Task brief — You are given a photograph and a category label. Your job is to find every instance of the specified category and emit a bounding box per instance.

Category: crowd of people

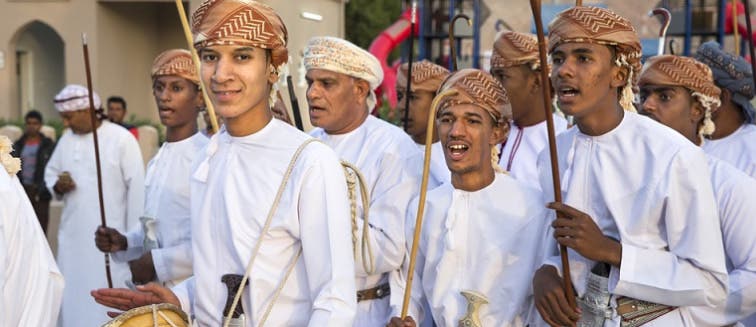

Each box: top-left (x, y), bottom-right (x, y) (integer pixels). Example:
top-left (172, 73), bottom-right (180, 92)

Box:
top-left (1, 0), bottom-right (755, 326)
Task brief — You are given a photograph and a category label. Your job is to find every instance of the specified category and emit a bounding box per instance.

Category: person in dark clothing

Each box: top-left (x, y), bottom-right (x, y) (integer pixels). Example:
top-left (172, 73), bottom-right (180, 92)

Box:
top-left (107, 96), bottom-right (139, 139)
top-left (12, 110), bottom-right (55, 234)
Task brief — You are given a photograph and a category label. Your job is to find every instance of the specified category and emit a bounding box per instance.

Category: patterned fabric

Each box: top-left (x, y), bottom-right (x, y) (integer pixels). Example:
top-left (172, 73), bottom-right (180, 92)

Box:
top-left (695, 41), bottom-right (756, 123)
top-left (304, 36), bottom-right (384, 111)
top-left (548, 6), bottom-right (642, 111)
top-left (639, 55), bottom-right (721, 103)
top-left (436, 69), bottom-right (511, 123)
top-left (396, 60), bottom-right (450, 93)
top-left (490, 31), bottom-right (544, 70)
top-left (54, 84), bottom-right (101, 113)
top-left (191, 0), bottom-right (288, 67)
top-left (151, 49), bottom-right (199, 85)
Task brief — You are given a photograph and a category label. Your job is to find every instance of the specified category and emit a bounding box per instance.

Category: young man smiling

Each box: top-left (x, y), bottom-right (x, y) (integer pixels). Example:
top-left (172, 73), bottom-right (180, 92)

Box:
top-left (91, 1), bottom-right (357, 325)
top-left (531, 6), bottom-right (727, 327)
top-left (387, 69), bottom-right (550, 327)
top-left (638, 54), bottom-right (756, 326)
top-left (95, 49), bottom-right (208, 288)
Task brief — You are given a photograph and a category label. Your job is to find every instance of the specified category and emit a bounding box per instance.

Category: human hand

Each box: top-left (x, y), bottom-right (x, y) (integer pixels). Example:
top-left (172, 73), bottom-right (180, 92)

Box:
top-left (548, 202), bottom-right (622, 266)
top-left (94, 226), bottom-right (128, 253)
top-left (386, 316), bottom-right (416, 327)
top-left (533, 265), bottom-right (580, 327)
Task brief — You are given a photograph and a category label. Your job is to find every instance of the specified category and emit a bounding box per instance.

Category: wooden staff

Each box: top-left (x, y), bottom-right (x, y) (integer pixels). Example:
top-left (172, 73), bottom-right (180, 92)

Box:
top-left (174, 0), bottom-right (219, 134)
top-left (286, 75), bottom-right (305, 131)
top-left (530, 0), bottom-right (576, 309)
top-left (400, 88), bottom-right (458, 318)
top-left (448, 13), bottom-right (471, 71)
top-left (734, 0), bottom-right (740, 53)
top-left (82, 33), bottom-right (113, 289)
top-left (576, 0), bottom-right (583, 6)
top-left (403, 1), bottom-right (418, 132)
top-left (742, 0), bottom-right (756, 89)
top-left (649, 8), bottom-right (671, 56)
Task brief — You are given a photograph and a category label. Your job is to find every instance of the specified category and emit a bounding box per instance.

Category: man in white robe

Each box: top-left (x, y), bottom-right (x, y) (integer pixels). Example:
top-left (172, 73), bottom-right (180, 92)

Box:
top-left (638, 54), bottom-right (756, 326)
top-left (695, 41), bottom-right (756, 179)
top-left (489, 31), bottom-right (568, 188)
top-left (396, 60), bottom-right (451, 186)
top-left (304, 36), bottom-right (422, 326)
top-left (532, 7), bottom-right (727, 327)
top-left (45, 84), bottom-right (144, 326)
top-left (95, 49), bottom-right (208, 287)
top-left (1, 135), bottom-right (64, 326)
top-left (91, 2), bottom-right (357, 325)
top-left (389, 69), bottom-right (549, 327)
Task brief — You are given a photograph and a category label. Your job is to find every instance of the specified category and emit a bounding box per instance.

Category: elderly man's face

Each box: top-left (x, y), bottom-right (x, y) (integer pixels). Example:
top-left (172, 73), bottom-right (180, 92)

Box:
top-left (306, 68), bottom-right (369, 134)
top-left (61, 109), bottom-right (94, 134)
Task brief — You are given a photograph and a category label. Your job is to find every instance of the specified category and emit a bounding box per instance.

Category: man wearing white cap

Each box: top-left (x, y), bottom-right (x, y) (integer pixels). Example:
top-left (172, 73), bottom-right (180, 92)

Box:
top-left (304, 36), bottom-right (422, 326)
top-left (44, 84), bottom-right (144, 326)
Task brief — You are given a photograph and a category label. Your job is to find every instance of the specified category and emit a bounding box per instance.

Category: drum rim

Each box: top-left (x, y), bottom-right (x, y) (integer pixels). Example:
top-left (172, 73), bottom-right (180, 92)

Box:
top-left (103, 303), bottom-right (188, 326)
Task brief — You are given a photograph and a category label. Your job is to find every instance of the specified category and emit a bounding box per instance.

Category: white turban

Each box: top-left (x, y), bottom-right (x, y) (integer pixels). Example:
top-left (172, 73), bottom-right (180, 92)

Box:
top-left (54, 84), bottom-right (101, 113)
top-left (303, 36), bottom-right (384, 111)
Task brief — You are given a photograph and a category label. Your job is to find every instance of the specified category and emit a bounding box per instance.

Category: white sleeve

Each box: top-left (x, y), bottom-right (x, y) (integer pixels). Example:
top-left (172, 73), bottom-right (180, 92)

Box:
top-left (388, 195), bottom-right (426, 323)
top-left (44, 137), bottom-right (64, 200)
top-left (171, 276), bottom-right (195, 318)
top-left (119, 135), bottom-right (145, 233)
top-left (152, 242), bottom-right (193, 283)
top-left (110, 228), bottom-right (145, 263)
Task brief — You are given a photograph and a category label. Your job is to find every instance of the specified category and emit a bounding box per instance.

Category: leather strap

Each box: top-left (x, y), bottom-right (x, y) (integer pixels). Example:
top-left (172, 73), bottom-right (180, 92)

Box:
top-left (356, 283), bottom-right (390, 302)
top-left (616, 296), bottom-right (676, 327)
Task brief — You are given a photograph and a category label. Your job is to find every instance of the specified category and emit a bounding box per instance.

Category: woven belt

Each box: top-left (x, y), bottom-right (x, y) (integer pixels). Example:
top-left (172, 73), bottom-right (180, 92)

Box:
top-left (616, 296), bottom-right (676, 327)
top-left (356, 283), bottom-right (390, 302)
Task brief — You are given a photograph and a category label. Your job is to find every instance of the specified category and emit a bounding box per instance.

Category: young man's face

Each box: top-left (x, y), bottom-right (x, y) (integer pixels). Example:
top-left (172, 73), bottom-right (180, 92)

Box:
top-left (24, 117), bottom-right (42, 136)
top-left (306, 68), bottom-right (368, 134)
top-left (638, 84), bottom-right (700, 139)
top-left (396, 86), bottom-right (435, 142)
top-left (199, 45), bottom-right (275, 121)
top-left (491, 64), bottom-right (536, 124)
top-left (436, 103), bottom-right (502, 176)
top-left (152, 75), bottom-right (201, 128)
top-left (61, 109), bottom-right (94, 134)
top-left (107, 101), bottom-right (126, 124)
top-left (550, 43), bottom-right (624, 118)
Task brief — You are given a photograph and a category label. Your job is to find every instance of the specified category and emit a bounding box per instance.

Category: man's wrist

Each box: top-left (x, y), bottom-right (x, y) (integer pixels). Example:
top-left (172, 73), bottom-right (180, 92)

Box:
top-left (602, 238), bottom-right (622, 267)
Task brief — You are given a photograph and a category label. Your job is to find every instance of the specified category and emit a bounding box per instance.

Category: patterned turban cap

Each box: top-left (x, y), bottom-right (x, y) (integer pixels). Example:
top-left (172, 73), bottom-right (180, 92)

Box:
top-left (396, 60), bottom-right (450, 93)
top-left (639, 55), bottom-right (722, 140)
top-left (695, 41), bottom-right (756, 123)
top-left (491, 31), bottom-right (545, 71)
top-left (192, 0), bottom-right (288, 68)
top-left (548, 6), bottom-right (642, 112)
top-left (151, 49), bottom-right (199, 85)
top-left (54, 84), bottom-right (101, 113)
top-left (303, 36), bottom-right (384, 111)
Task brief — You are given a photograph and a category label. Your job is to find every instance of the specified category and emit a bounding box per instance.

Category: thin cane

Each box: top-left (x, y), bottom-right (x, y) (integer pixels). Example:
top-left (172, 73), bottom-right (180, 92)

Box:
top-left (742, 0), bottom-right (756, 89)
top-left (448, 14), bottom-right (471, 71)
top-left (404, 1), bottom-right (418, 132)
top-left (649, 8), bottom-right (671, 56)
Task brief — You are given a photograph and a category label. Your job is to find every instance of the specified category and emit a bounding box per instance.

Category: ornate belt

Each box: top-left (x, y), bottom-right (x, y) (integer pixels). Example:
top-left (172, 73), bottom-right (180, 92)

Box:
top-left (616, 296), bottom-right (676, 327)
top-left (356, 282), bottom-right (390, 302)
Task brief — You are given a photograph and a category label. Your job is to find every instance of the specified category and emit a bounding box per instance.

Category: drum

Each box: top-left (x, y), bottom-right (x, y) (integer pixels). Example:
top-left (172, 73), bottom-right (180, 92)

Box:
top-left (101, 303), bottom-right (189, 327)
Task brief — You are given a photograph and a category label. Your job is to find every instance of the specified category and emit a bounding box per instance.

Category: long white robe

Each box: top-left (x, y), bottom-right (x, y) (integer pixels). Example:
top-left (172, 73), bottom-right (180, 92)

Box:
top-left (1, 172), bottom-right (64, 326)
top-left (310, 115), bottom-right (422, 326)
top-left (402, 174), bottom-right (549, 326)
top-left (44, 121), bottom-right (144, 326)
top-left (416, 141), bottom-right (451, 186)
top-left (173, 119), bottom-right (356, 326)
top-left (498, 114), bottom-right (568, 190)
top-left (688, 156), bottom-right (756, 326)
top-left (703, 123), bottom-right (756, 178)
top-left (113, 133), bottom-right (208, 287)
top-left (536, 112), bottom-right (728, 326)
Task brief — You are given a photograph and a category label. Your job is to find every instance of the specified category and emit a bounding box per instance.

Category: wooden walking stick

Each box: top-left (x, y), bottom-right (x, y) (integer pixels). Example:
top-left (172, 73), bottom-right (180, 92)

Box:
top-left (404, 1), bottom-right (418, 132)
top-left (400, 88), bottom-right (458, 318)
top-left (576, 0), bottom-right (583, 6)
top-left (530, 0), bottom-right (576, 309)
top-left (742, 0), bottom-right (756, 89)
top-left (734, 0), bottom-right (741, 53)
top-left (175, 0), bottom-right (219, 134)
top-left (82, 33), bottom-right (113, 289)
top-left (649, 8), bottom-right (671, 56)
top-left (448, 13), bottom-right (471, 71)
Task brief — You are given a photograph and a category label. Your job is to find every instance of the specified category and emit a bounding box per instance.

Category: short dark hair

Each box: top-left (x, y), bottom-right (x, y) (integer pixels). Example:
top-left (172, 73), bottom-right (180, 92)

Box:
top-left (107, 96), bottom-right (127, 110)
top-left (25, 110), bottom-right (43, 123)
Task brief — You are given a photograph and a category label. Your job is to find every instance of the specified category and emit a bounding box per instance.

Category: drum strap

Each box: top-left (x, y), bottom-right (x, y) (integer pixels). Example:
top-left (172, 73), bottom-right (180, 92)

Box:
top-left (223, 138), bottom-right (319, 327)
top-left (340, 160), bottom-right (375, 275)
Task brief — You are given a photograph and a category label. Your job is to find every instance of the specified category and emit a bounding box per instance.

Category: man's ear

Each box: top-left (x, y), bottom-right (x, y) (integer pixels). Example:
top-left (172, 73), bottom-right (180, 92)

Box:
top-left (354, 78), bottom-right (370, 102)
top-left (610, 65), bottom-right (628, 89)
top-left (267, 64), bottom-right (279, 85)
top-left (530, 69), bottom-right (542, 95)
top-left (690, 98), bottom-right (705, 123)
top-left (490, 120), bottom-right (509, 145)
top-left (720, 88), bottom-right (732, 105)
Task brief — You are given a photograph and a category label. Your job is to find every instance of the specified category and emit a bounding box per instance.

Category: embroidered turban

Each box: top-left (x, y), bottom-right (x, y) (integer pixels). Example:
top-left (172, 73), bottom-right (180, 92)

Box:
top-left (436, 69), bottom-right (511, 123)
top-left (548, 6), bottom-right (642, 111)
top-left (54, 84), bottom-right (101, 113)
top-left (191, 0), bottom-right (288, 68)
top-left (639, 55), bottom-right (721, 138)
top-left (303, 36), bottom-right (384, 111)
top-left (490, 31), bottom-right (544, 71)
top-left (151, 49), bottom-right (199, 85)
top-left (695, 41), bottom-right (756, 123)
top-left (396, 60), bottom-right (450, 93)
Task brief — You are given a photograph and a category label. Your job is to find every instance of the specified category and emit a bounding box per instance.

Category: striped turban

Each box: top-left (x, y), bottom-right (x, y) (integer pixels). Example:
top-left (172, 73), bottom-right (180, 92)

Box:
top-left (191, 0), bottom-right (288, 68)
top-left (695, 41), bottom-right (756, 123)
top-left (548, 6), bottom-right (642, 112)
top-left (490, 31), bottom-right (545, 71)
top-left (151, 49), bottom-right (199, 85)
top-left (396, 60), bottom-right (450, 93)
top-left (639, 55), bottom-right (722, 139)
top-left (303, 36), bottom-right (384, 111)
top-left (54, 84), bottom-right (101, 113)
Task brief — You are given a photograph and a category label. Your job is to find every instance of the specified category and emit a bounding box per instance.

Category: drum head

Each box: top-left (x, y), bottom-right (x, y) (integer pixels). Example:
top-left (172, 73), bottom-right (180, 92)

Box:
top-left (101, 303), bottom-right (189, 327)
